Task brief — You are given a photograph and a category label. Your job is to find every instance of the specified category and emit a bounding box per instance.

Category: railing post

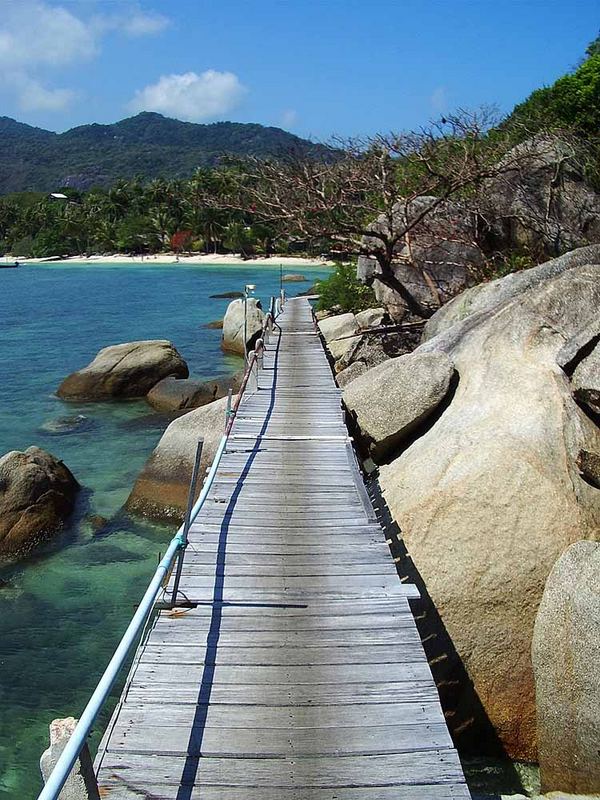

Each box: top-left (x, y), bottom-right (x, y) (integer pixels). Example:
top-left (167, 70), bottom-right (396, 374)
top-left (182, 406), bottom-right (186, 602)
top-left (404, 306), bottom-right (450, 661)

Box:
top-left (256, 338), bottom-right (265, 371)
top-left (171, 438), bottom-right (204, 607)
top-left (225, 388), bottom-right (233, 427)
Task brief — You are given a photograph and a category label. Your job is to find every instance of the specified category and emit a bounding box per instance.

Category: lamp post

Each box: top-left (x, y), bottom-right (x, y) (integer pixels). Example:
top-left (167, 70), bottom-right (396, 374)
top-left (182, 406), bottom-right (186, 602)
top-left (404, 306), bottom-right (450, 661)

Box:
top-left (243, 283), bottom-right (256, 364)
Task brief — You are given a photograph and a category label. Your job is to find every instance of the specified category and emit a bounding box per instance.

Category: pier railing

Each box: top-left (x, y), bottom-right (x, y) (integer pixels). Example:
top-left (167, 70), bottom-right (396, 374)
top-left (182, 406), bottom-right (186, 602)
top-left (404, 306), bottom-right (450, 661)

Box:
top-left (37, 295), bottom-right (283, 800)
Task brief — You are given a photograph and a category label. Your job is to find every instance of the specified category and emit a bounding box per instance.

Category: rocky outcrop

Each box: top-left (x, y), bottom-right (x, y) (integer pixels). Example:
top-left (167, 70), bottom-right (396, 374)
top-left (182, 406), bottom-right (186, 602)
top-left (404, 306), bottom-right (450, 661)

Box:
top-left (317, 313), bottom-right (361, 360)
top-left (422, 244), bottom-right (600, 342)
top-left (355, 307), bottom-right (386, 329)
top-left (343, 352), bottom-right (455, 461)
top-left (335, 361), bottom-right (367, 389)
top-left (221, 298), bottom-right (265, 356)
top-left (357, 197), bottom-right (482, 320)
top-left (572, 341), bottom-right (600, 416)
top-left (482, 135), bottom-right (600, 256)
top-left (147, 372), bottom-right (242, 413)
top-left (57, 341), bottom-right (188, 401)
top-left (377, 256), bottom-right (600, 759)
top-left (0, 447), bottom-right (79, 559)
top-left (282, 273), bottom-right (307, 282)
top-left (532, 541), bottom-right (600, 795)
top-left (126, 398), bottom-right (227, 521)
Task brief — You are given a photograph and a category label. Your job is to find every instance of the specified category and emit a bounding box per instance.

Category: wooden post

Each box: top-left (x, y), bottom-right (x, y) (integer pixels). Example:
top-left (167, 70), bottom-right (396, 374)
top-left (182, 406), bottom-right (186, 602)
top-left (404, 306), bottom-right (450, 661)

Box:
top-left (40, 717), bottom-right (100, 800)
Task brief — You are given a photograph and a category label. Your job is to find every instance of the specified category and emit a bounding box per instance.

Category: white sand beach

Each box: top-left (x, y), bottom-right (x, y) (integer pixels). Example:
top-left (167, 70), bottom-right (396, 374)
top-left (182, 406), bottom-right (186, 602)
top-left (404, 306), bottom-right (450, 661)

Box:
top-left (18, 253), bottom-right (335, 267)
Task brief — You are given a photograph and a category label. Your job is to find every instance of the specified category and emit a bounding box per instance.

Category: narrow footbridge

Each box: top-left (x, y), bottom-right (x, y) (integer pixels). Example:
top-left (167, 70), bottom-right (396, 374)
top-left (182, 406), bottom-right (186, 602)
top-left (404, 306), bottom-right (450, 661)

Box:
top-left (40, 298), bottom-right (470, 800)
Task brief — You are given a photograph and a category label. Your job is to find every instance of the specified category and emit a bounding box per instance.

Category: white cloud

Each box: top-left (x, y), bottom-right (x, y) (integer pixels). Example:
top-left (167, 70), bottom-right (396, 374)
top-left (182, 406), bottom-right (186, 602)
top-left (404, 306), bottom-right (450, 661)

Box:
top-left (280, 109), bottom-right (298, 128)
top-left (93, 6), bottom-right (170, 38)
top-left (0, 0), bottom-right (169, 113)
top-left (12, 74), bottom-right (76, 112)
top-left (128, 71), bottom-right (246, 121)
top-left (0, 1), bottom-right (96, 70)
top-left (121, 10), bottom-right (170, 36)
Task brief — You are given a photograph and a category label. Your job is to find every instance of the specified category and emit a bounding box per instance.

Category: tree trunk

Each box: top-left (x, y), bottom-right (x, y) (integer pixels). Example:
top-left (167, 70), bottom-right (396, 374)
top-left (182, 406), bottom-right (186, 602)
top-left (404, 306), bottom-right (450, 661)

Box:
top-left (373, 250), bottom-right (434, 319)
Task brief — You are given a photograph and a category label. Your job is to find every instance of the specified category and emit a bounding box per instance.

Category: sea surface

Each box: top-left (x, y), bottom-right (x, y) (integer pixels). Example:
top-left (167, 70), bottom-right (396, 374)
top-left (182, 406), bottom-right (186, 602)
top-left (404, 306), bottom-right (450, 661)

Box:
top-left (0, 261), bottom-right (329, 799)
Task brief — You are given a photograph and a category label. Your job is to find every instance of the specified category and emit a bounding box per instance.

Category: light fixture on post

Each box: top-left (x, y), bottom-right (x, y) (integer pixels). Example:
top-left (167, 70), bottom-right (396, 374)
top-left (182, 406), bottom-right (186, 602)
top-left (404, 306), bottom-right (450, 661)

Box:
top-left (243, 284), bottom-right (256, 364)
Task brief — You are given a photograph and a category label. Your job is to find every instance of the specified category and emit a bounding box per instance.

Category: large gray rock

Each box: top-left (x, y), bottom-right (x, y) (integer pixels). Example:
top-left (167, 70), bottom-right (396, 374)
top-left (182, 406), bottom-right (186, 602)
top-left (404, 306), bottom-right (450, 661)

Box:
top-left (0, 447), bottom-right (79, 560)
top-left (335, 327), bottom-right (421, 375)
top-left (482, 135), bottom-right (600, 257)
top-left (58, 340), bottom-right (188, 401)
top-left (355, 307), bottom-right (386, 329)
top-left (317, 313), bottom-right (361, 360)
top-left (343, 352), bottom-right (455, 462)
top-left (221, 298), bottom-right (265, 356)
top-left (335, 361), bottom-right (367, 389)
top-left (379, 259), bottom-right (600, 760)
top-left (126, 398), bottom-right (227, 522)
top-left (532, 541), bottom-right (600, 795)
top-left (358, 197), bottom-right (482, 321)
top-left (147, 372), bottom-right (243, 413)
top-left (572, 341), bottom-right (600, 416)
top-left (423, 244), bottom-right (600, 342)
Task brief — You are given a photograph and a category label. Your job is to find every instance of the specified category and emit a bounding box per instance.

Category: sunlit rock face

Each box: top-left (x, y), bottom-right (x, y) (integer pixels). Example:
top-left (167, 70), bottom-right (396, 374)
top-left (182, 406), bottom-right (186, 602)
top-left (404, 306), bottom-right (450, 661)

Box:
top-left (373, 251), bottom-right (600, 759)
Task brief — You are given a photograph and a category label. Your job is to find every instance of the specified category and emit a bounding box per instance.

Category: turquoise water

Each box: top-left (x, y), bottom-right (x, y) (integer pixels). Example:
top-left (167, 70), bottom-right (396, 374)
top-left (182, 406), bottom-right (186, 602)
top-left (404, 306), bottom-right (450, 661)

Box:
top-left (0, 261), bottom-right (329, 798)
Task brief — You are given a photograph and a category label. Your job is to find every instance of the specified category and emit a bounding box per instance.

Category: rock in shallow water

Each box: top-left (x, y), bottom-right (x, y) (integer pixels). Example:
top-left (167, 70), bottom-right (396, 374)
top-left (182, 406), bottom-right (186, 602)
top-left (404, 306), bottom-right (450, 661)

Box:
top-left (221, 298), bottom-right (265, 356)
top-left (57, 340), bottom-right (188, 401)
top-left (126, 398), bottom-right (227, 522)
top-left (0, 447), bottom-right (79, 560)
top-left (146, 373), bottom-right (242, 413)
top-left (40, 414), bottom-right (94, 435)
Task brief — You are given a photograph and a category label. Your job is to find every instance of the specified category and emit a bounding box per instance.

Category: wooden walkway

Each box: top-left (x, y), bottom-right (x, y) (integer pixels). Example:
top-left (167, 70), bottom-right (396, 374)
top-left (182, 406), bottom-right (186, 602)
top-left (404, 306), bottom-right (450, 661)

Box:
top-left (95, 298), bottom-right (470, 799)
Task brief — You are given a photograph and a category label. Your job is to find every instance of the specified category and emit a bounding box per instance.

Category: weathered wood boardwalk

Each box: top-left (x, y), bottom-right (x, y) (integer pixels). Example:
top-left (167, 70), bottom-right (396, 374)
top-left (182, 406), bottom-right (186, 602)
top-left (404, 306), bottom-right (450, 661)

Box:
top-left (95, 298), bottom-right (470, 799)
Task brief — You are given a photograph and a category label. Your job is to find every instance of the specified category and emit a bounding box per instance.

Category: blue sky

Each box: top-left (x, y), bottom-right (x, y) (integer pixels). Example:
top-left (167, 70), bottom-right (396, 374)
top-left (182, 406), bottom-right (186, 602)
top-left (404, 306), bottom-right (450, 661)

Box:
top-left (0, 0), bottom-right (598, 139)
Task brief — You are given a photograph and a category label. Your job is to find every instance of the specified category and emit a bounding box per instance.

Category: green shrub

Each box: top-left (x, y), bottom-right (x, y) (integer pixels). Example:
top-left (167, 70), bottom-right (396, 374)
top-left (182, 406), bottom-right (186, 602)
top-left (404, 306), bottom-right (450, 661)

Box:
top-left (315, 262), bottom-right (377, 312)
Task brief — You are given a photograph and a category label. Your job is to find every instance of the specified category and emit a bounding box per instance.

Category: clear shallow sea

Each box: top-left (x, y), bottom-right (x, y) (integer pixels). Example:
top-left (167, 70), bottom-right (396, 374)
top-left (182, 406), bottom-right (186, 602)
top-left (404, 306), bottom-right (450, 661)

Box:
top-left (0, 261), bottom-right (329, 799)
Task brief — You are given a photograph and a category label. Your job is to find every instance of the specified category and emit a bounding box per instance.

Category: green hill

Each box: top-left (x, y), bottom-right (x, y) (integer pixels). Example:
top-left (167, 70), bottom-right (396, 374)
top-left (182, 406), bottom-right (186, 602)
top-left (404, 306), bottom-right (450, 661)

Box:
top-left (0, 112), bottom-right (331, 195)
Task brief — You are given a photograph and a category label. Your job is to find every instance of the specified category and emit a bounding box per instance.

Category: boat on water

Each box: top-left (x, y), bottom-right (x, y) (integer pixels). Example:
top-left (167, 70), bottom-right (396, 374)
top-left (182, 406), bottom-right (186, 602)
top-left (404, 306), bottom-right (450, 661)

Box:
top-left (0, 261), bottom-right (21, 269)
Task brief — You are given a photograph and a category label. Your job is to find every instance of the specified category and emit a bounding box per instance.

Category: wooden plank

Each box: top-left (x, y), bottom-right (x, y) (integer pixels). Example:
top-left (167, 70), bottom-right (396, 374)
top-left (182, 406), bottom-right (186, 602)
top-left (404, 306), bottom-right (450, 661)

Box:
top-left (144, 628), bottom-right (422, 648)
top-left (139, 643), bottom-right (426, 667)
top-left (131, 661), bottom-right (434, 686)
top-left (98, 749), bottom-right (467, 788)
top-left (177, 563), bottom-right (399, 577)
top-left (118, 701), bottom-right (446, 729)
top-left (155, 611), bottom-right (417, 632)
top-left (96, 781), bottom-right (471, 799)
top-left (124, 680), bottom-right (440, 707)
top-left (107, 721), bottom-right (453, 758)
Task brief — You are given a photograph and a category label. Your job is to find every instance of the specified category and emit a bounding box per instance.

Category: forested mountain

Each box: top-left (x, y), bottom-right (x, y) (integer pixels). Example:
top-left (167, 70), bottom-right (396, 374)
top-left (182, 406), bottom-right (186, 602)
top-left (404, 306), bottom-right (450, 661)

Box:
top-left (0, 112), bottom-right (330, 194)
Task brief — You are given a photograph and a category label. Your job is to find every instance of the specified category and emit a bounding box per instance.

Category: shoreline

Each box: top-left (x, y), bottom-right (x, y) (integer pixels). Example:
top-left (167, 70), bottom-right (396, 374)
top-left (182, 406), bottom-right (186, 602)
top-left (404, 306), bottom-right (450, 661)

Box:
top-left (10, 253), bottom-right (335, 267)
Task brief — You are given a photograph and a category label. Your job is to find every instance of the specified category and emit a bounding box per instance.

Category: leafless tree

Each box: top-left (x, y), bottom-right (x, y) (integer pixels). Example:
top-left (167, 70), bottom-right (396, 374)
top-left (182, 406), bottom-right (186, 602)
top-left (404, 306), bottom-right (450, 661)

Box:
top-left (205, 109), bottom-right (541, 318)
